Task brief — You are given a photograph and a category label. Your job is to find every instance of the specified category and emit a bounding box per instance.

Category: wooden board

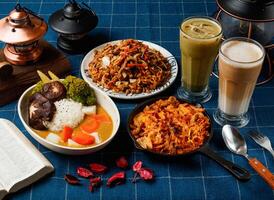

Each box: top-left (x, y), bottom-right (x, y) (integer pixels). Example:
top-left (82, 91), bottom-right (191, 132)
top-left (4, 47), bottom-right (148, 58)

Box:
top-left (0, 40), bottom-right (71, 106)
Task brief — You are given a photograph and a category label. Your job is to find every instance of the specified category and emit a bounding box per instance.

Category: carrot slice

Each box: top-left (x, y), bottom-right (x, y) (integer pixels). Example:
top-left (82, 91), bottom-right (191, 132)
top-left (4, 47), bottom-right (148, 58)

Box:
top-left (85, 114), bottom-right (97, 121)
top-left (72, 132), bottom-right (95, 145)
top-left (61, 126), bottom-right (73, 142)
top-left (80, 120), bottom-right (99, 133)
top-left (126, 63), bottom-right (146, 68)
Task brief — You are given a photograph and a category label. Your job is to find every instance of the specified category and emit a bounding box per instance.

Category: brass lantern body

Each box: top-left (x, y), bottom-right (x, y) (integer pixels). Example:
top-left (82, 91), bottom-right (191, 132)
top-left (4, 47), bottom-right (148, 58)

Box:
top-left (0, 5), bottom-right (47, 65)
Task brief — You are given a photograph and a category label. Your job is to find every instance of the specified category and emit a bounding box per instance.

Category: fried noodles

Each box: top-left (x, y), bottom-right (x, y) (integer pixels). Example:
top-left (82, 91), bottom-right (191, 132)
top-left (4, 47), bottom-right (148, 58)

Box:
top-left (88, 39), bottom-right (171, 94)
top-left (130, 97), bottom-right (210, 155)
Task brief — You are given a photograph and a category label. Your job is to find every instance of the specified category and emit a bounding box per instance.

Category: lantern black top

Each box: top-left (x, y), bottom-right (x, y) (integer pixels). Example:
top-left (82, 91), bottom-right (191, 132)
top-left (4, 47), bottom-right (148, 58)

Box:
top-left (217, 0), bottom-right (274, 22)
top-left (48, 0), bottom-right (98, 35)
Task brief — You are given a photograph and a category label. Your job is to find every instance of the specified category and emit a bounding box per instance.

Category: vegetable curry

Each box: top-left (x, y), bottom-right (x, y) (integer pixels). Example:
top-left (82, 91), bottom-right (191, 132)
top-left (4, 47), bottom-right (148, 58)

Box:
top-left (34, 105), bottom-right (113, 147)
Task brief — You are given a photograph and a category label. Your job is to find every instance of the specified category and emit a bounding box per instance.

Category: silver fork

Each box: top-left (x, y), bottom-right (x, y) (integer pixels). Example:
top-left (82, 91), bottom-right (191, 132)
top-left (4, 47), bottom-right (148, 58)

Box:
top-left (249, 131), bottom-right (274, 158)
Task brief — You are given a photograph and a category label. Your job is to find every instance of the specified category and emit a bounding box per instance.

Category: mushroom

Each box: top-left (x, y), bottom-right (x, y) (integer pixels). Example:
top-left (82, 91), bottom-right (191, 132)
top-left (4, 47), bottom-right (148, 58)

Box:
top-left (29, 93), bottom-right (56, 130)
top-left (41, 81), bottom-right (66, 102)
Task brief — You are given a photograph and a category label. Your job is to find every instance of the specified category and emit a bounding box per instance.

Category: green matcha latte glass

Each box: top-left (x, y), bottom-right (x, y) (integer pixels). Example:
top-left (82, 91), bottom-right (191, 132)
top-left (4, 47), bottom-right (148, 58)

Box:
top-left (177, 16), bottom-right (222, 103)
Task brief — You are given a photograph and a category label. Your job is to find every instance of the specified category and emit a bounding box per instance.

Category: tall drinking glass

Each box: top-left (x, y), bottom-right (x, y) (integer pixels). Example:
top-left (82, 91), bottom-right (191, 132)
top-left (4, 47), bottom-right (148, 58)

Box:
top-left (177, 16), bottom-right (222, 103)
top-left (214, 37), bottom-right (265, 128)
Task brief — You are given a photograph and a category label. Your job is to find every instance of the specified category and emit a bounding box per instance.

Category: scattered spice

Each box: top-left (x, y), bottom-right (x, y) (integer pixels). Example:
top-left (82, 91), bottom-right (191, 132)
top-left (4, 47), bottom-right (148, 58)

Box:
top-left (89, 163), bottom-right (108, 173)
top-left (132, 161), bottom-right (142, 183)
top-left (89, 177), bottom-right (102, 192)
top-left (89, 184), bottom-right (94, 192)
top-left (132, 173), bottom-right (138, 183)
top-left (132, 161), bottom-right (142, 172)
top-left (77, 167), bottom-right (93, 178)
top-left (132, 161), bottom-right (154, 182)
top-left (90, 177), bottom-right (102, 187)
top-left (107, 171), bottom-right (126, 187)
top-left (64, 174), bottom-right (80, 185)
top-left (138, 168), bottom-right (154, 181)
top-left (116, 156), bottom-right (128, 169)
top-left (66, 160), bottom-right (155, 192)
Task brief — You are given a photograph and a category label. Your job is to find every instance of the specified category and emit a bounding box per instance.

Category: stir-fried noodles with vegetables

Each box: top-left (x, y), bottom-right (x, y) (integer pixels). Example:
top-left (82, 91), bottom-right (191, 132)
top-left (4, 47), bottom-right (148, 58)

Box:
top-left (88, 39), bottom-right (171, 94)
top-left (130, 97), bottom-right (210, 155)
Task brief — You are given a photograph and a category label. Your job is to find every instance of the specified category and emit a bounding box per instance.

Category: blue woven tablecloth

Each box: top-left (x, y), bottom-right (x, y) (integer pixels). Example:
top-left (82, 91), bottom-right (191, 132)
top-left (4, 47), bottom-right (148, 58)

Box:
top-left (0, 0), bottom-right (273, 199)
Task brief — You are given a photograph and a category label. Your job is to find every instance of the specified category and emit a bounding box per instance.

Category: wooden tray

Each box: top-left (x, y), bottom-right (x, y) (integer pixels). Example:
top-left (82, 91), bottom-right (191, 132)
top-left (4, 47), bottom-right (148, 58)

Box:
top-left (0, 41), bottom-right (71, 106)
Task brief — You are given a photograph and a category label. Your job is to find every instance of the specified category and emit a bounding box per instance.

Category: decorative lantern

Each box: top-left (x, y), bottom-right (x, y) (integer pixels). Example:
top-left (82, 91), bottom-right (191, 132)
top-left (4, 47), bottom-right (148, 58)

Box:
top-left (0, 4), bottom-right (47, 65)
top-left (49, 0), bottom-right (98, 53)
top-left (215, 0), bottom-right (274, 85)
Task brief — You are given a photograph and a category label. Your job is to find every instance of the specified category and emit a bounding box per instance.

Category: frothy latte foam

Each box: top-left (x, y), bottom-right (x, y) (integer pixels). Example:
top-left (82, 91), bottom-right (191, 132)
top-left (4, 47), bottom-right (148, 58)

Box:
top-left (222, 41), bottom-right (263, 64)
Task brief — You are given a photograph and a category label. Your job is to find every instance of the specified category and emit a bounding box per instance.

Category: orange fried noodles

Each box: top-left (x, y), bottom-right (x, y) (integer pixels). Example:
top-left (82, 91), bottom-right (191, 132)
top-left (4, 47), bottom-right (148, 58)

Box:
top-left (88, 39), bottom-right (171, 94)
top-left (130, 96), bottom-right (210, 155)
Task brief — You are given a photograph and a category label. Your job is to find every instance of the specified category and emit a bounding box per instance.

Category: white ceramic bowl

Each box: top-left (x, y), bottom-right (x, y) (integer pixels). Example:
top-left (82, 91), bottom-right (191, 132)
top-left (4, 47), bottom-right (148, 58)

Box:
top-left (18, 83), bottom-right (120, 155)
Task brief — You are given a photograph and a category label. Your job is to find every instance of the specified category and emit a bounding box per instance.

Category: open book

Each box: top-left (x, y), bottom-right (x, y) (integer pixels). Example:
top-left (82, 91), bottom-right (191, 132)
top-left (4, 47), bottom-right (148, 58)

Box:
top-left (0, 119), bottom-right (54, 200)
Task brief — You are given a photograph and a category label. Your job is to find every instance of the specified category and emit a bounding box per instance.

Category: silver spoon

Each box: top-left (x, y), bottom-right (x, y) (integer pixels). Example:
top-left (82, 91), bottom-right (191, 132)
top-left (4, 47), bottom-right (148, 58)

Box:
top-left (222, 125), bottom-right (274, 189)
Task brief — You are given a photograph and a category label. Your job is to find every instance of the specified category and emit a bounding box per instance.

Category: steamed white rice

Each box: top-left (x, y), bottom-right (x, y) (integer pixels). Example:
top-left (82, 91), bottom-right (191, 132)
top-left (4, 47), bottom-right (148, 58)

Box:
top-left (44, 99), bottom-right (84, 132)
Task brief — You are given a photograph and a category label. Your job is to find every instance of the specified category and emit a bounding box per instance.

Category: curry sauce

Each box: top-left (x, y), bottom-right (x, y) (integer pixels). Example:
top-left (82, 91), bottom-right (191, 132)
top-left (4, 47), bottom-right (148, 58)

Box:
top-left (34, 105), bottom-right (113, 147)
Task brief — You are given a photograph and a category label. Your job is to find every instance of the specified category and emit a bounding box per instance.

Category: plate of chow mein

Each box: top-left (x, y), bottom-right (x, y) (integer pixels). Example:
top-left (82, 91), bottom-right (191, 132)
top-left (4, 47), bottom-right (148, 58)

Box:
top-left (81, 39), bottom-right (178, 99)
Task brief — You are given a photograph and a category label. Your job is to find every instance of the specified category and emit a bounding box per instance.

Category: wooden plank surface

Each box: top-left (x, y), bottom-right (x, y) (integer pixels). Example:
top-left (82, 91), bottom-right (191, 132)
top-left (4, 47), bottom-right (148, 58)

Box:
top-left (0, 41), bottom-right (71, 106)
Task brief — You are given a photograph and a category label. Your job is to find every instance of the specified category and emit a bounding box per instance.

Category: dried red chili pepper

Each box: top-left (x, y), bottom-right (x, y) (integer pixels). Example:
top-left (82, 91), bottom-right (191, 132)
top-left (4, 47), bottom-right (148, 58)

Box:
top-left (132, 161), bottom-right (143, 183)
top-left (138, 168), bottom-right (154, 181)
top-left (132, 172), bottom-right (138, 183)
top-left (116, 156), bottom-right (128, 169)
top-left (77, 167), bottom-right (93, 178)
top-left (107, 171), bottom-right (126, 187)
top-left (132, 161), bottom-right (154, 183)
top-left (89, 184), bottom-right (94, 192)
top-left (89, 177), bottom-right (102, 192)
top-left (64, 174), bottom-right (80, 185)
top-left (132, 161), bottom-right (142, 172)
top-left (90, 177), bottom-right (102, 187)
top-left (89, 163), bottom-right (108, 173)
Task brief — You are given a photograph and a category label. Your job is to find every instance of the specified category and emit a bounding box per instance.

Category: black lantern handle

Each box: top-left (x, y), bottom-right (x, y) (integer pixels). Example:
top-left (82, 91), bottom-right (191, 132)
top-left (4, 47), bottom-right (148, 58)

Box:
top-left (81, 2), bottom-right (97, 16)
top-left (23, 6), bottom-right (44, 21)
top-left (15, 4), bottom-right (23, 11)
top-left (69, 0), bottom-right (78, 4)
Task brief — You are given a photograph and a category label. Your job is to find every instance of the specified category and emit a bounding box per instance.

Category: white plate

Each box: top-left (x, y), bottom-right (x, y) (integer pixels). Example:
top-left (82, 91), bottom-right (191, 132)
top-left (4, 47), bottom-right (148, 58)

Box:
top-left (81, 40), bottom-right (178, 99)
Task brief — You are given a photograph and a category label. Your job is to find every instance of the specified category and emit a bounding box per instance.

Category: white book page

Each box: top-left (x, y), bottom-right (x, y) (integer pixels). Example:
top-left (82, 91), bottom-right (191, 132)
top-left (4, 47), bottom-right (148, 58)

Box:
top-left (0, 119), bottom-right (53, 191)
top-left (0, 182), bottom-right (5, 191)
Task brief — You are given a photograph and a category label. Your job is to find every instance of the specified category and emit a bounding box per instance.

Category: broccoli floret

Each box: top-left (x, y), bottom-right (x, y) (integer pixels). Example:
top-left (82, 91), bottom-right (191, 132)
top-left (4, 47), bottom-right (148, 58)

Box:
top-left (62, 75), bottom-right (96, 106)
top-left (31, 81), bottom-right (44, 95)
top-left (86, 94), bottom-right (96, 105)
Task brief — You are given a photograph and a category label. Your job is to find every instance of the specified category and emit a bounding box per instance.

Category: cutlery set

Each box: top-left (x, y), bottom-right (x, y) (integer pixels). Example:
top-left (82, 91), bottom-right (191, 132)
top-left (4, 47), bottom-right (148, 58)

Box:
top-left (221, 125), bottom-right (274, 189)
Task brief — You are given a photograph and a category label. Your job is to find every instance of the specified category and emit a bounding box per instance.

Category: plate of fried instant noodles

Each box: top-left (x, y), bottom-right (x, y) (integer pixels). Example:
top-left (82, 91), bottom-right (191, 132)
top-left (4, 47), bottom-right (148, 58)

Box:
top-left (81, 39), bottom-right (178, 99)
